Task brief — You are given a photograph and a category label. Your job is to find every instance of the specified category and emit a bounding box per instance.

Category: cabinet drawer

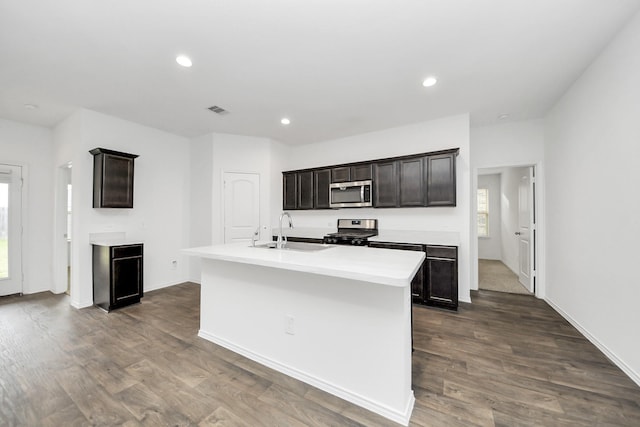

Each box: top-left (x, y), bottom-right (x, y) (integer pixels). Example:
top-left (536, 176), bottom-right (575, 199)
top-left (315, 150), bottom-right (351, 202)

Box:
top-left (426, 245), bottom-right (456, 259)
top-left (112, 245), bottom-right (143, 259)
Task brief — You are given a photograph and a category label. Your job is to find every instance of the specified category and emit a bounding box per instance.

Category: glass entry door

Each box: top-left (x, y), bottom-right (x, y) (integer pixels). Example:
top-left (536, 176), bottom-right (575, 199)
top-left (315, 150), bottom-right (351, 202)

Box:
top-left (0, 165), bottom-right (22, 296)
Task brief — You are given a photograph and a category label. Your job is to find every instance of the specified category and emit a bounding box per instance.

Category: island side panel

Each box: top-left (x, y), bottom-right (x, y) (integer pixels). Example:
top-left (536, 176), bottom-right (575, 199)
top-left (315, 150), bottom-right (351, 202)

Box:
top-left (198, 258), bottom-right (414, 424)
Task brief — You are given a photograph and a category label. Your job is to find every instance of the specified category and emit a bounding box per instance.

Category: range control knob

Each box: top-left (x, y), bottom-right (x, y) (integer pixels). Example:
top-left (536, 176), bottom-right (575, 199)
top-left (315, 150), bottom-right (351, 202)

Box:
top-left (352, 239), bottom-right (362, 245)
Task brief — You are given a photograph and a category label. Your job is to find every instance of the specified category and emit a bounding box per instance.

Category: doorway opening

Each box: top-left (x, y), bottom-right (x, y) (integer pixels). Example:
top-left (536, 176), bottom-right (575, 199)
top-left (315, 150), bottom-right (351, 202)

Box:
top-left (54, 163), bottom-right (72, 296)
top-left (65, 167), bottom-right (72, 294)
top-left (477, 165), bottom-right (536, 295)
top-left (0, 164), bottom-right (23, 297)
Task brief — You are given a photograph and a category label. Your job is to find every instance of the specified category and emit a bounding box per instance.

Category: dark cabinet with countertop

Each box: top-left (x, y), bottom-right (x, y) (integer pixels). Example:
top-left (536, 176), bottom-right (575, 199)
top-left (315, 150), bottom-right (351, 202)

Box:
top-left (368, 241), bottom-right (425, 301)
top-left (369, 241), bottom-right (458, 310)
top-left (92, 243), bottom-right (143, 312)
top-left (424, 245), bottom-right (458, 310)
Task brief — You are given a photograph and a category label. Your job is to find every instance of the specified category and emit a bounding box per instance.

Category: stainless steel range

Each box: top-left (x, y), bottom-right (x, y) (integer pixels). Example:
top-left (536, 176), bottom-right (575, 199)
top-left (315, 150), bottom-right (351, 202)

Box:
top-left (323, 219), bottom-right (378, 246)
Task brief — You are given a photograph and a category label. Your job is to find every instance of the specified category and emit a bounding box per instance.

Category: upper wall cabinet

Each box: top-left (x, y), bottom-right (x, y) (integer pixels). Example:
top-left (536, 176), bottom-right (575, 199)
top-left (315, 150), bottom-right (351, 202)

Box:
top-left (425, 152), bottom-right (456, 206)
top-left (283, 172), bottom-right (297, 210)
top-left (90, 148), bottom-right (139, 208)
top-left (331, 164), bottom-right (373, 183)
top-left (282, 148), bottom-right (458, 210)
top-left (373, 161), bottom-right (398, 208)
top-left (314, 169), bottom-right (331, 209)
top-left (296, 171), bottom-right (315, 210)
top-left (399, 157), bottom-right (425, 207)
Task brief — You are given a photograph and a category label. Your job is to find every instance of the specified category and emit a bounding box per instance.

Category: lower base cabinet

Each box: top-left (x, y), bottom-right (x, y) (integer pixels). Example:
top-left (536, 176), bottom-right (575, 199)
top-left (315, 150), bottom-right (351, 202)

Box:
top-left (425, 245), bottom-right (458, 310)
top-left (369, 241), bottom-right (458, 311)
top-left (92, 243), bottom-right (143, 312)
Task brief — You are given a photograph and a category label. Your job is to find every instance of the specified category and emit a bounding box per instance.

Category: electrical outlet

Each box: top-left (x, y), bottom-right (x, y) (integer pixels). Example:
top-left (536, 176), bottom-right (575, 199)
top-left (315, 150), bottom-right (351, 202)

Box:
top-left (171, 260), bottom-right (177, 270)
top-left (285, 315), bottom-right (295, 335)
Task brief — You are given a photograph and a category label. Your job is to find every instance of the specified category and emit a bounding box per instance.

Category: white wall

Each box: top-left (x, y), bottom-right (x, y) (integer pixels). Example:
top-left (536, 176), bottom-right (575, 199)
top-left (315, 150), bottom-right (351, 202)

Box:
top-left (470, 119), bottom-right (545, 293)
top-left (545, 10), bottom-right (640, 384)
top-left (53, 109), bottom-right (191, 307)
top-left (188, 132), bottom-right (285, 281)
top-left (477, 173), bottom-right (501, 260)
top-left (188, 133), bottom-right (213, 281)
top-left (283, 114), bottom-right (472, 303)
top-left (210, 133), bottom-right (277, 245)
top-left (0, 118), bottom-right (54, 294)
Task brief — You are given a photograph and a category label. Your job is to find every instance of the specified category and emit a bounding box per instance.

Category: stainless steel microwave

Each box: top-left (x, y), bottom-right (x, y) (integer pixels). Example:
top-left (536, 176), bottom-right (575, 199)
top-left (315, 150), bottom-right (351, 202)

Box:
top-left (329, 180), bottom-right (373, 208)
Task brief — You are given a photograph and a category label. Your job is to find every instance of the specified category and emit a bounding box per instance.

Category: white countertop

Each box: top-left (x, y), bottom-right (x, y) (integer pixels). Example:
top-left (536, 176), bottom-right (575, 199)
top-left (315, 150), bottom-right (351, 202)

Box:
top-left (183, 241), bottom-right (424, 287)
top-left (269, 227), bottom-right (459, 246)
top-left (91, 239), bottom-right (144, 247)
top-left (371, 230), bottom-right (460, 246)
top-left (268, 227), bottom-right (332, 240)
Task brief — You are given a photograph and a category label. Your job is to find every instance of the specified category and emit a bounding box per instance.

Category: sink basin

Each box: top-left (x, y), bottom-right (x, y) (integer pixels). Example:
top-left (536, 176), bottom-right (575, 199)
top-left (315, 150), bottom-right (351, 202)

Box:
top-left (252, 242), bottom-right (332, 252)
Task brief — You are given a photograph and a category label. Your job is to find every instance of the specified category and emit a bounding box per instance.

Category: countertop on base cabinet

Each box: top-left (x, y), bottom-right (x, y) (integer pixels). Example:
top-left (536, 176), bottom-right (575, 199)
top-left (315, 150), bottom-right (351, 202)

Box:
top-left (92, 242), bottom-right (144, 312)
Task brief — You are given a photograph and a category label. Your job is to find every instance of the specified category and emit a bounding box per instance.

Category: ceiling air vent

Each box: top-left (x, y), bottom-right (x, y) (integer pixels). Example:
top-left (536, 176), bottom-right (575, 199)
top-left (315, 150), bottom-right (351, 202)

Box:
top-left (207, 105), bottom-right (229, 115)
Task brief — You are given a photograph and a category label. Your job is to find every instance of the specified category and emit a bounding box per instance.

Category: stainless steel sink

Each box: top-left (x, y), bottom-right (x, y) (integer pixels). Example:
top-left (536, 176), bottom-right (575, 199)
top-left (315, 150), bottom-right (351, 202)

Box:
top-left (252, 242), bottom-right (332, 252)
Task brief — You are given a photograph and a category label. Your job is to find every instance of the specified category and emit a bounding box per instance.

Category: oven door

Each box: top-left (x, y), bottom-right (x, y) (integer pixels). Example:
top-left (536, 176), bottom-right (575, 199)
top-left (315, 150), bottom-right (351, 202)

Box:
top-left (329, 180), bottom-right (372, 208)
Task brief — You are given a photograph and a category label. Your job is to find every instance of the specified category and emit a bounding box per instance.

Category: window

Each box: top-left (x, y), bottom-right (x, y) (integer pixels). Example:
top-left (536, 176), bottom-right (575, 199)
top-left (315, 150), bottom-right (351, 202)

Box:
top-left (477, 188), bottom-right (489, 237)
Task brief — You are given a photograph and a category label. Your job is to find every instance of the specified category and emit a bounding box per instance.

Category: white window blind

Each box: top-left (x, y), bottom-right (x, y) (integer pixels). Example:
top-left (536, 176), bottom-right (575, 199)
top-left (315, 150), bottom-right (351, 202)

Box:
top-left (477, 188), bottom-right (489, 237)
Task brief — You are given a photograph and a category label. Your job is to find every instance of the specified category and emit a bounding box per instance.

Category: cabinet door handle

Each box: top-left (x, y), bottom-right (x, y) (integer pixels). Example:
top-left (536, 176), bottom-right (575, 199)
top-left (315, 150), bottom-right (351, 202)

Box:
top-left (427, 257), bottom-right (454, 261)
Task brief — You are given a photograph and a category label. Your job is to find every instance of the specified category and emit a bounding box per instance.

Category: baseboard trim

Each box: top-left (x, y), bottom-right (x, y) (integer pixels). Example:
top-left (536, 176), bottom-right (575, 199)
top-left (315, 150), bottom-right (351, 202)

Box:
top-left (144, 280), bottom-right (187, 293)
top-left (545, 297), bottom-right (640, 388)
top-left (198, 329), bottom-right (415, 426)
top-left (71, 299), bottom-right (93, 309)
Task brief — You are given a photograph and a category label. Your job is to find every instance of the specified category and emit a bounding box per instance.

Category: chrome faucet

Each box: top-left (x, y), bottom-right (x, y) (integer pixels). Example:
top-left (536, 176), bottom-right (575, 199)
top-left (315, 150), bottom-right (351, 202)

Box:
top-left (277, 212), bottom-right (293, 249)
top-left (251, 227), bottom-right (260, 247)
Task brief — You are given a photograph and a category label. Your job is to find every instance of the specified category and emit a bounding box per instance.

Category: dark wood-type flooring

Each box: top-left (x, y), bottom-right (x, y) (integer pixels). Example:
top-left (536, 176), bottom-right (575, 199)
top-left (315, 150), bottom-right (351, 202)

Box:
top-left (1, 283), bottom-right (639, 426)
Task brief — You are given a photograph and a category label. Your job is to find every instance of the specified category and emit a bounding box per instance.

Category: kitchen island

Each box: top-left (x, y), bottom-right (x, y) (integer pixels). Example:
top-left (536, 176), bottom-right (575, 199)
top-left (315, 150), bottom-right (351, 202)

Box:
top-left (183, 242), bottom-right (424, 425)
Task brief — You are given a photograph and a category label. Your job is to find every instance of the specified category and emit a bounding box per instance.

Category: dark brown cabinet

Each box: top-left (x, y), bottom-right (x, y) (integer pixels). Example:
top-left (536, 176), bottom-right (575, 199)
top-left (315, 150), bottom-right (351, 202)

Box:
top-left (331, 167), bottom-right (351, 183)
top-left (426, 153), bottom-right (456, 206)
top-left (369, 241), bottom-right (458, 310)
top-left (90, 148), bottom-right (138, 208)
top-left (284, 170), bottom-right (320, 210)
top-left (92, 243), bottom-right (143, 312)
top-left (425, 245), bottom-right (458, 310)
top-left (282, 148), bottom-right (458, 210)
top-left (296, 171), bottom-right (314, 210)
top-left (373, 161), bottom-right (399, 207)
top-left (314, 169), bottom-right (331, 209)
top-left (331, 164), bottom-right (372, 183)
top-left (368, 241), bottom-right (425, 301)
top-left (283, 172), bottom-right (297, 210)
top-left (399, 157), bottom-right (425, 206)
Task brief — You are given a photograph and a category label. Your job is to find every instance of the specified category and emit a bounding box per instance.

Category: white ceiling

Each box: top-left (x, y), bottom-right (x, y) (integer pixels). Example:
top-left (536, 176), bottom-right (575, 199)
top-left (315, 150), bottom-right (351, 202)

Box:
top-left (1, 0), bottom-right (639, 145)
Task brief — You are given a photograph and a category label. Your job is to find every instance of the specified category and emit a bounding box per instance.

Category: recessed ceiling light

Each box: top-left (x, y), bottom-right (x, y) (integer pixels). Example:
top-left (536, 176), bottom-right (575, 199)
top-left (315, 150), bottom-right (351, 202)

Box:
top-left (176, 55), bottom-right (192, 67)
top-left (498, 114), bottom-right (510, 120)
top-left (23, 103), bottom-right (38, 110)
top-left (422, 76), bottom-right (438, 87)
top-left (281, 118), bottom-right (291, 125)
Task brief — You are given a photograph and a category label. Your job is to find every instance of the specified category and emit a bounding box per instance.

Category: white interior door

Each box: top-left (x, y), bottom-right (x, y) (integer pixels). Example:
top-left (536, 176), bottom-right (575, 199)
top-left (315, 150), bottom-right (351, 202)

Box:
top-left (0, 165), bottom-right (23, 296)
top-left (517, 167), bottom-right (535, 292)
top-left (223, 172), bottom-right (260, 244)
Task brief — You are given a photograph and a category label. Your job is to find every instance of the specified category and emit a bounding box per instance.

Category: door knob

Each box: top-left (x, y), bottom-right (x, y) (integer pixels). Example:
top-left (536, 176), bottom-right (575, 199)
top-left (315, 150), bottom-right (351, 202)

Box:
top-left (515, 232), bottom-right (522, 235)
